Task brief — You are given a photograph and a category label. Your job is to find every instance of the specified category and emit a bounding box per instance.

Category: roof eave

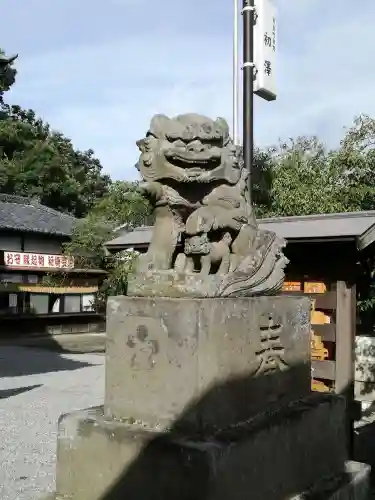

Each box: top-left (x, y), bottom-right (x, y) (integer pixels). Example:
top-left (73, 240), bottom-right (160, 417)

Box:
top-left (0, 226), bottom-right (72, 238)
top-left (105, 234), bottom-right (359, 249)
top-left (357, 224), bottom-right (375, 251)
top-left (286, 236), bottom-right (356, 244)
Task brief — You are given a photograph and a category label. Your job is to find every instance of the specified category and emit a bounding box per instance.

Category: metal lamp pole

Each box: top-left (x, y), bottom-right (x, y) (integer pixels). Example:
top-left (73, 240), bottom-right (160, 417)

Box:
top-left (233, 0), bottom-right (239, 146)
top-left (242, 0), bottom-right (255, 204)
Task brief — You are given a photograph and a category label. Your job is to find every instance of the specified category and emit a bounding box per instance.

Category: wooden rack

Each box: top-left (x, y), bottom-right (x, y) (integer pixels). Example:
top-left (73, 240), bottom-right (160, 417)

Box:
top-left (283, 280), bottom-right (355, 400)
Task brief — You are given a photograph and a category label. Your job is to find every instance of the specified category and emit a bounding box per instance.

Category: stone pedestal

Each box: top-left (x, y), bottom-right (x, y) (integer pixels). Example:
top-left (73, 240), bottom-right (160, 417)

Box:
top-left (48, 296), bottom-right (370, 500)
top-left (55, 395), bottom-right (365, 500)
top-left (105, 296), bottom-right (311, 432)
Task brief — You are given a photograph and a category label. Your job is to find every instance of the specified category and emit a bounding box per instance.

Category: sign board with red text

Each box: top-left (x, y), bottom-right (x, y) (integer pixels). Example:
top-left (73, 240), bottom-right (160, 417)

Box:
top-left (3, 252), bottom-right (74, 270)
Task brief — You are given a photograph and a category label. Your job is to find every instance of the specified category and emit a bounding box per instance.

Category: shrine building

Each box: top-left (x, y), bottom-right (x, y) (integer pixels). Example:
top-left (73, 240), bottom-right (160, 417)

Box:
top-left (0, 194), bottom-right (106, 336)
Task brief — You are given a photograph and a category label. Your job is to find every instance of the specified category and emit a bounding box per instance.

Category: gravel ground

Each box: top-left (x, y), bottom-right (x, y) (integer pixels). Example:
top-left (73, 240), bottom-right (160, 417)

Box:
top-left (0, 345), bottom-right (105, 500)
top-left (1, 345), bottom-right (375, 500)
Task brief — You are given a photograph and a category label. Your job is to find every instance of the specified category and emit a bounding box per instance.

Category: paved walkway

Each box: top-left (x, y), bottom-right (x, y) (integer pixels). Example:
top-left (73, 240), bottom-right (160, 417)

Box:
top-left (0, 345), bottom-right (105, 500)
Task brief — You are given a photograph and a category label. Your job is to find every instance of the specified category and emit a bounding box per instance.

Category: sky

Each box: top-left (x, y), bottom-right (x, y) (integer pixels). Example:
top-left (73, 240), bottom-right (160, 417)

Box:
top-left (1, 0), bottom-right (375, 180)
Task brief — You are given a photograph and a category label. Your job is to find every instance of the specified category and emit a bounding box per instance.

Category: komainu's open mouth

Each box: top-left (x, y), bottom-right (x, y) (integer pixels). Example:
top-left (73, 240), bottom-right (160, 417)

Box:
top-left (166, 153), bottom-right (221, 170)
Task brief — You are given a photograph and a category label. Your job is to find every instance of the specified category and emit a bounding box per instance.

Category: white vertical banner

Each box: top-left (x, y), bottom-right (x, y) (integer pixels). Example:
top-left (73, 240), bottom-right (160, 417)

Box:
top-left (233, 0), bottom-right (240, 144)
top-left (254, 0), bottom-right (277, 101)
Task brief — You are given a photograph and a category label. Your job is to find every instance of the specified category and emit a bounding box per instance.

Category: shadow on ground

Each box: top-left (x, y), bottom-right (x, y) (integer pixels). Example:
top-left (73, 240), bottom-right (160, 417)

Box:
top-left (0, 345), bottom-right (98, 377)
top-left (0, 384), bottom-right (43, 400)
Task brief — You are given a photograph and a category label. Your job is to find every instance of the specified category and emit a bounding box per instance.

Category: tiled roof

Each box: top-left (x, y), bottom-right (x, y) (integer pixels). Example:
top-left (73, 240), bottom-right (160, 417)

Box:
top-left (107, 225), bottom-right (155, 247)
top-left (0, 194), bottom-right (76, 236)
top-left (105, 210), bottom-right (375, 251)
top-left (260, 211), bottom-right (375, 240)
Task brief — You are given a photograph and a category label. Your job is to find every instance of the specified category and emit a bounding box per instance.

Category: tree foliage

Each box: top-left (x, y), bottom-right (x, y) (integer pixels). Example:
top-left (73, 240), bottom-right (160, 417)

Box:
top-left (0, 104), bottom-right (111, 217)
top-left (63, 182), bottom-right (152, 309)
top-left (256, 115), bottom-right (375, 218)
top-left (64, 182), bottom-right (152, 268)
top-left (251, 148), bottom-right (274, 217)
top-left (90, 180), bottom-right (153, 226)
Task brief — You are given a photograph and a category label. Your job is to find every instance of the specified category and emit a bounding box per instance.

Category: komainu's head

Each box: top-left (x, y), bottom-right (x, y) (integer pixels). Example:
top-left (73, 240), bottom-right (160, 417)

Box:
top-left (184, 233), bottom-right (210, 255)
top-left (136, 114), bottom-right (240, 185)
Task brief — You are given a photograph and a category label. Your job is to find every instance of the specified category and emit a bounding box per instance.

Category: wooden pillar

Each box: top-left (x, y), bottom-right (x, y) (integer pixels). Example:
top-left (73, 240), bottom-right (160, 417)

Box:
top-left (335, 279), bottom-right (356, 457)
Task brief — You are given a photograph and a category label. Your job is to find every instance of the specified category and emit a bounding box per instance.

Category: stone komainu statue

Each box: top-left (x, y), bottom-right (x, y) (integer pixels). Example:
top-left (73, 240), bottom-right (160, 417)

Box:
top-left (128, 113), bottom-right (288, 297)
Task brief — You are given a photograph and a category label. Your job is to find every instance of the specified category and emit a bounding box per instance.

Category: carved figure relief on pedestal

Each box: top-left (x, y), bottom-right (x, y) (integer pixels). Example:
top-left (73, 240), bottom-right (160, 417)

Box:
top-left (128, 113), bottom-right (288, 297)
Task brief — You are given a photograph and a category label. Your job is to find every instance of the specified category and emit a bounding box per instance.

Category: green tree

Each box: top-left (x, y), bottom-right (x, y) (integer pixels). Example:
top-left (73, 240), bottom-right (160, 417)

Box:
top-left (251, 148), bottom-right (274, 217)
top-left (64, 181), bottom-right (152, 267)
top-left (263, 116), bottom-right (375, 217)
top-left (90, 180), bottom-right (153, 226)
top-left (264, 135), bottom-right (343, 216)
top-left (62, 182), bottom-right (152, 310)
top-left (0, 105), bottom-right (111, 216)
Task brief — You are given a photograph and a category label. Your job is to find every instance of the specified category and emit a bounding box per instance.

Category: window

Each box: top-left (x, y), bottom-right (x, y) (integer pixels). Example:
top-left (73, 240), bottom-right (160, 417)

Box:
top-left (29, 294), bottom-right (49, 314)
top-left (0, 292), bottom-right (18, 315)
top-left (14, 293), bottom-right (98, 315)
top-left (8, 293), bottom-right (17, 313)
top-left (64, 295), bottom-right (81, 313)
top-left (82, 294), bottom-right (95, 312)
top-left (0, 273), bottom-right (23, 283)
top-left (23, 293), bottom-right (63, 314)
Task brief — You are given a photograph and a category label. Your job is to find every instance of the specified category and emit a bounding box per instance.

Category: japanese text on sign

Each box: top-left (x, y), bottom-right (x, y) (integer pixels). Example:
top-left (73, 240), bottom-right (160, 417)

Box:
top-left (4, 252), bottom-right (74, 269)
top-left (253, 0), bottom-right (277, 101)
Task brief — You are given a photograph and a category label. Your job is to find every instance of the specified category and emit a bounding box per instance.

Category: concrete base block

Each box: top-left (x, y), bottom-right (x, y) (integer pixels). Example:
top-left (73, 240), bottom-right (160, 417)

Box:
top-left (55, 394), bottom-right (350, 500)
